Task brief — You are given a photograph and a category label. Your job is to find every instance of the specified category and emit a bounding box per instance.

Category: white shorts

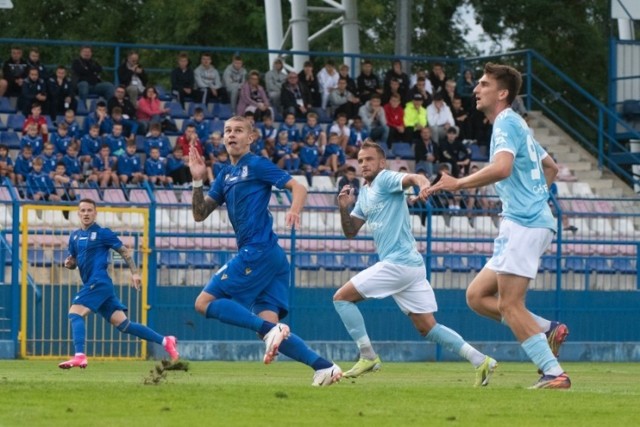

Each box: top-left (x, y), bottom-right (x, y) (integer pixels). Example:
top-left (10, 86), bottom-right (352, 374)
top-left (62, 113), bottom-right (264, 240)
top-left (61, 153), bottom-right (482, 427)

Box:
top-left (487, 218), bottom-right (554, 279)
top-left (351, 261), bottom-right (438, 315)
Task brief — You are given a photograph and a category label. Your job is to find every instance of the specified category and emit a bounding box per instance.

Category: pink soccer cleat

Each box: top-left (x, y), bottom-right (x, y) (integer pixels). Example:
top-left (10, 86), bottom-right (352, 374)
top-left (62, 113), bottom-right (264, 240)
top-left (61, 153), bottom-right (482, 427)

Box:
top-left (58, 354), bottom-right (88, 369)
top-left (163, 336), bottom-right (179, 361)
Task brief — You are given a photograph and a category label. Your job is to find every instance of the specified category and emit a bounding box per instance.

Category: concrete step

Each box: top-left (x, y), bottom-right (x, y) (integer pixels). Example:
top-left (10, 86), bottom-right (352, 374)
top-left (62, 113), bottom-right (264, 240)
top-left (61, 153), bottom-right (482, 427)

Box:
top-left (574, 169), bottom-right (602, 179)
top-left (564, 161), bottom-right (594, 171)
top-left (553, 152), bottom-right (582, 162)
top-left (595, 187), bottom-right (623, 197)
top-left (588, 179), bottom-right (614, 189)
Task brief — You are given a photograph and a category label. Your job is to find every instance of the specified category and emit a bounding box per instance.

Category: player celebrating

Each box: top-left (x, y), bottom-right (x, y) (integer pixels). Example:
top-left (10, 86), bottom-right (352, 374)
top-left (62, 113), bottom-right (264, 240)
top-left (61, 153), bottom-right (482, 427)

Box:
top-left (334, 139), bottom-right (497, 387)
top-left (189, 115), bottom-right (341, 386)
top-left (59, 199), bottom-right (179, 369)
top-left (426, 63), bottom-right (570, 389)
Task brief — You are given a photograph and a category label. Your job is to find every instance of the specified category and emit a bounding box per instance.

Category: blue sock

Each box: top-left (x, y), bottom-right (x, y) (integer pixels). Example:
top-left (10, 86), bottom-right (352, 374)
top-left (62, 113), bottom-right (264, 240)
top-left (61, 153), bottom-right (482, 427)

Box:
top-left (206, 299), bottom-right (274, 336)
top-left (521, 333), bottom-right (563, 376)
top-left (116, 319), bottom-right (164, 345)
top-left (69, 313), bottom-right (86, 354)
top-left (425, 323), bottom-right (465, 354)
top-left (278, 332), bottom-right (333, 370)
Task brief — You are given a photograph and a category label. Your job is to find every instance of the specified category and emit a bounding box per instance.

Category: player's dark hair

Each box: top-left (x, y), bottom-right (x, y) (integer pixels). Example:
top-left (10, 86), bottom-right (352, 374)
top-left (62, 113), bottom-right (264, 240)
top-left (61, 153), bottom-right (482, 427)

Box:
top-left (483, 62), bottom-right (522, 105)
top-left (78, 198), bottom-right (96, 208)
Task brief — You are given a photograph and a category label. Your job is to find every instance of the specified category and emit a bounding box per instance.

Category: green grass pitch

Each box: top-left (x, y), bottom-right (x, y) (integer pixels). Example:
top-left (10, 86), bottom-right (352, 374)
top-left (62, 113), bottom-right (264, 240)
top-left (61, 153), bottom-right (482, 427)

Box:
top-left (1, 360), bottom-right (639, 426)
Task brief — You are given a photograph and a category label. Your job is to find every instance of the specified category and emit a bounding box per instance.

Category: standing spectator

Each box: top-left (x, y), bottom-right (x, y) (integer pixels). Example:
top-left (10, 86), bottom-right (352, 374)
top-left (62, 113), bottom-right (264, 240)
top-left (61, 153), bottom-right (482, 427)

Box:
top-left (384, 93), bottom-right (406, 145)
top-left (176, 123), bottom-right (203, 156)
top-left (166, 145), bottom-right (191, 186)
top-left (298, 60), bottom-right (322, 108)
top-left (27, 157), bottom-right (60, 201)
top-left (317, 59), bottom-right (339, 110)
top-left (358, 94), bottom-right (388, 146)
top-left (0, 144), bottom-right (15, 184)
top-left (26, 47), bottom-right (48, 80)
top-left (236, 70), bottom-right (272, 121)
top-left (171, 52), bottom-right (196, 108)
top-left (19, 68), bottom-right (47, 116)
top-left (281, 71), bottom-right (312, 119)
top-left (403, 93), bottom-right (427, 142)
top-left (117, 51), bottom-right (147, 107)
top-left (438, 127), bottom-right (470, 178)
top-left (22, 102), bottom-right (49, 143)
top-left (222, 55), bottom-right (247, 114)
top-left (88, 144), bottom-right (118, 188)
top-left (383, 60), bottom-right (410, 104)
top-left (2, 46), bottom-right (28, 97)
top-left (427, 92), bottom-right (455, 144)
top-left (357, 59), bottom-right (382, 104)
top-left (264, 58), bottom-right (287, 114)
top-left (144, 147), bottom-right (172, 186)
top-left (15, 145), bottom-right (34, 186)
top-left (136, 86), bottom-right (170, 132)
top-left (71, 46), bottom-right (115, 101)
top-left (414, 127), bottom-right (439, 178)
top-left (329, 77), bottom-right (360, 119)
top-left (21, 122), bottom-right (45, 156)
top-left (117, 141), bottom-right (146, 185)
top-left (144, 122), bottom-right (172, 158)
top-left (194, 52), bottom-right (227, 105)
top-left (428, 62), bottom-right (447, 94)
top-left (47, 66), bottom-right (77, 120)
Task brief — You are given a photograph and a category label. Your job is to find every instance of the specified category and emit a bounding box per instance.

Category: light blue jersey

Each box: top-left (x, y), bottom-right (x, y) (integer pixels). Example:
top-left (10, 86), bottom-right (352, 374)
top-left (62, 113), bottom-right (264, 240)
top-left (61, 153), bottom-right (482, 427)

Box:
top-left (490, 108), bottom-right (556, 232)
top-left (351, 169), bottom-right (423, 267)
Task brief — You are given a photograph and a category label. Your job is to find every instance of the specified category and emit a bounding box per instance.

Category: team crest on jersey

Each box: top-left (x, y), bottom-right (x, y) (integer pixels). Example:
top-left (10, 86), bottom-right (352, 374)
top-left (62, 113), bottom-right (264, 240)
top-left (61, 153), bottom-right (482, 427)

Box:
top-left (221, 273), bottom-right (228, 280)
top-left (90, 232), bottom-right (97, 240)
top-left (241, 165), bottom-right (248, 178)
top-left (493, 127), bottom-right (507, 146)
top-left (245, 267), bottom-right (252, 275)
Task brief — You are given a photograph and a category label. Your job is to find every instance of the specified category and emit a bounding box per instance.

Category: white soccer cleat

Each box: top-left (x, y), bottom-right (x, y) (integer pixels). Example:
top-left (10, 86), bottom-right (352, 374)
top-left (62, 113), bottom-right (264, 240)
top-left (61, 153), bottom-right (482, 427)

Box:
top-left (263, 323), bottom-right (291, 364)
top-left (312, 363), bottom-right (343, 387)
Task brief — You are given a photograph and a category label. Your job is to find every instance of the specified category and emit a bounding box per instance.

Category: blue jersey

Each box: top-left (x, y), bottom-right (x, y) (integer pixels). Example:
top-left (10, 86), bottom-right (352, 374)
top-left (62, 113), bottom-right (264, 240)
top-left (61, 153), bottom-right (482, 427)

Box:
top-left (301, 123), bottom-right (324, 142)
top-left (117, 152), bottom-right (142, 176)
top-left (212, 159), bottom-right (231, 178)
top-left (352, 170), bottom-right (423, 267)
top-left (63, 154), bottom-right (81, 176)
top-left (490, 109), bottom-right (556, 232)
top-left (62, 120), bottom-right (81, 140)
top-left (68, 223), bottom-right (122, 285)
top-left (299, 143), bottom-right (320, 168)
top-left (349, 127), bottom-right (369, 147)
top-left (38, 153), bottom-right (57, 174)
top-left (278, 123), bottom-right (301, 143)
top-left (27, 171), bottom-right (56, 197)
top-left (0, 155), bottom-right (14, 168)
top-left (14, 154), bottom-right (33, 178)
top-left (145, 157), bottom-right (167, 176)
top-left (322, 143), bottom-right (345, 166)
top-left (258, 123), bottom-right (277, 141)
top-left (20, 134), bottom-right (44, 155)
top-left (51, 132), bottom-right (73, 156)
top-left (144, 135), bottom-right (171, 158)
top-left (189, 119), bottom-right (211, 142)
top-left (208, 153), bottom-right (291, 249)
top-left (104, 134), bottom-right (127, 155)
top-left (92, 154), bottom-right (116, 172)
top-left (80, 134), bottom-right (102, 157)
top-left (205, 142), bottom-right (226, 159)
top-left (166, 154), bottom-right (185, 174)
top-left (273, 141), bottom-right (294, 163)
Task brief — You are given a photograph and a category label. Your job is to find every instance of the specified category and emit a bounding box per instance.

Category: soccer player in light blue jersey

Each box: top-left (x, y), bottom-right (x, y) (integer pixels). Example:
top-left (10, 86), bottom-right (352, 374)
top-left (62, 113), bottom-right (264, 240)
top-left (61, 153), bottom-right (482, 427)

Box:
top-left (334, 140), bottom-right (497, 387)
top-left (427, 63), bottom-right (570, 389)
top-left (59, 198), bottom-right (179, 369)
top-left (188, 115), bottom-right (342, 386)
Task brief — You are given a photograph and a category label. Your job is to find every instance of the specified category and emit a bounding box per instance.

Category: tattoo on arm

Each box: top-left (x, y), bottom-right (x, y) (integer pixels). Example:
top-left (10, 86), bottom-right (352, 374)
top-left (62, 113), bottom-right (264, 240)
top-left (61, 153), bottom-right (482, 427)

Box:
top-left (116, 246), bottom-right (138, 275)
top-left (340, 205), bottom-right (358, 239)
top-left (192, 188), bottom-right (218, 222)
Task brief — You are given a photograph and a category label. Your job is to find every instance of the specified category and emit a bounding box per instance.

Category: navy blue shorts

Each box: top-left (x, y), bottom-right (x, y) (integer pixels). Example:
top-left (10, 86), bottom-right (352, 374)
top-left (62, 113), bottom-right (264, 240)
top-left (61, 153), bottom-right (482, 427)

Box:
top-left (204, 244), bottom-right (290, 319)
top-left (72, 282), bottom-right (128, 321)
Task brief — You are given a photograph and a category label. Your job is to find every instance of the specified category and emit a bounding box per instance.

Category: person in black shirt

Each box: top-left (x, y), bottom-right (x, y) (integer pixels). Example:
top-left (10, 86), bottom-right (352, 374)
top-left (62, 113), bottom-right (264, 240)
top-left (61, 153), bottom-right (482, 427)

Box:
top-left (438, 127), bottom-right (470, 178)
top-left (2, 47), bottom-right (28, 97)
top-left (47, 65), bottom-right (77, 120)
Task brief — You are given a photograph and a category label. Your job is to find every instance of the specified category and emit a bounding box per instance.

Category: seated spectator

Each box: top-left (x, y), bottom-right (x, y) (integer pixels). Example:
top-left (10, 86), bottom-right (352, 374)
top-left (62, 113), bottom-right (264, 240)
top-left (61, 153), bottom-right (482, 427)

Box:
top-left (278, 112), bottom-right (302, 144)
top-left (51, 122), bottom-right (73, 158)
top-left (204, 131), bottom-right (225, 168)
top-left (22, 102), bottom-right (49, 143)
top-left (442, 79), bottom-right (457, 108)
top-left (328, 113), bottom-right (351, 152)
top-left (250, 128), bottom-right (269, 159)
top-left (38, 142), bottom-right (58, 175)
top-left (409, 66), bottom-right (431, 91)
top-left (336, 165), bottom-right (360, 197)
top-left (136, 86), bottom-right (170, 131)
top-left (166, 145), bottom-right (191, 186)
top-left (79, 124), bottom-right (103, 171)
top-left (83, 100), bottom-right (108, 136)
top-left (236, 70), bottom-right (272, 121)
top-left (273, 130), bottom-right (300, 173)
top-left (280, 71), bottom-right (313, 119)
top-left (62, 142), bottom-right (83, 182)
top-left (117, 141), bottom-right (146, 185)
top-left (88, 144), bottom-right (119, 188)
top-left (212, 150), bottom-right (230, 179)
top-left (438, 127), bottom-right (470, 178)
top-left (117, 51), bottom-right (147, 107)
top-left (358, 93), bottom-right (388, 146)
top-left (257, 112), bottom-right (277, 156)
top-left (451, 96), bottom-right (472, 141)
top-left (430, 163), bottom-right (463, 212)
top-left (47, 65), bottom-right (77, 120)
top-left (104, 122), bottom-right (127, 156)
top-left (26, 48), bottom-right (47, 82)
top-left (27, 157), bottom-right (60, 201)
top-left (265, 58), bottom-right (287, 114)
top-left (107, 85), bottom-right (137, 122)
top-left (298, 60), bottom-right (322, 108)
top-left (60, 108), bottom-right (81, 141)
top-left (428, 62), bottom-right (447, 94)
top-left (414, 127), bottom-right (439, 178)
top-left (144, 122), bottom-right (172, 158)
top-left (456, 69), bottom-right (476, 112)
top-left (15, 145), bottom-right (34, 186)
top-left (2, 46), bottom-right (28, 97)
top-left (21, 122), bottom-right (45, 156)
top-left (317, 59), bottom-right (339, 110)
top-left (51, 161), bottom-right (79, 202)
top-left (427, 92), bottom-right (455, 143)
top-left (382, 77), bottom-right (408, 106)
top-left (71, 46), bottom-right (115, 101)
top-left (338, 64), bottom-right (358, 97)
top-left (299, 132), bottom-right (330, 186)
top-left (404, 93), bottom-right (427, 142)
top-left (322, 132), bottom-right (347, 176)
top-left (171, 52), bottom-right (197, 108)
top-left (186, 106), bottom-right (211, 142)
top-left (175, 123), bottom-right (203, 156)
top-left (0, 144), bottom-right (15, 184)
top-left (347, 116), bottom-right (368, 159)
top-left (329, 76), bottom-right (360, 120)
top-left (408, 76), bottom-right (433, 108)
top-left (194, 52), bottom-right (227, 105)
top-left (301, 112), bottom-right (327, 153)
top-left (222, 54), bottom-right (247, 114)
top-left (357, 59), bottom-right (382, 104)
top-left (384, 93), bottom-right (406, 145)
top-left (383, 60), bottom-right (410, 104)
top-left (103, 106), bottom-right (138, 138)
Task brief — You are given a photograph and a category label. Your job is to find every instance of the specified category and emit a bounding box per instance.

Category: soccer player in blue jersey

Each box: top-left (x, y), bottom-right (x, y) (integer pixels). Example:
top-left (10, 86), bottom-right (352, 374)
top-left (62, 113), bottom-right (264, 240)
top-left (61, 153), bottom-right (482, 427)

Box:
top-left (59, 198), bottom-right (179, 369)
top-left (334, 140), bottom-right (497, 387)
top-left (426, 63), bottom-right (570, 389)
top-left (188, 115), bottom-right (342, 386)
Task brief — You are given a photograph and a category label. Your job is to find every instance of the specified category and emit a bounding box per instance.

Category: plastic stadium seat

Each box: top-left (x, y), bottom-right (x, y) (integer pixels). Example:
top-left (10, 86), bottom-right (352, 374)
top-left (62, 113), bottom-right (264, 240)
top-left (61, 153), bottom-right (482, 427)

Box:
top-left (165, 101), bottom-right (189, 119)
top-left (155, 84), bottom-right (172, 101)
top-left (0, 97), bottom-right (16, 113)
top-left (185, 251), bottom-right (210, 268)
top-left (540, 256), bottom-right (558, 272)
top-left (129, 188), bottom-right (151, 204)
top-left (210, 251), bottom-right (228, 268)
top-left (343, 254), bottom-right (368, 271)
top-left (28, 248), bottom-right (51, 266)
top-left (470, 143), bottom-right (489, 161)
top-left (467, 255), bottom-right (485, 271)
top-left (317, 253), bottom-right (342, 271)
top-left (7, 113), bottom-right (25, 131)
top-left (565, 257), bottom-right (586, 272)
top-left (1, 131), bottom-right (20, 149)
top-left (210, 119), bottom-right (224, 134)
top-left (612, 258), bottom-right (635, 274)
top-left (295, 253), bottom-right (319, 271)
top-left (159, 251), bottom-right (186, 268)
top-left (309, 176), bottom-right (335, 191)
top-left (584, 257), bottom-right (613, 274)
top-left (366, 254), bottom-right (379, 267)
top-left (214, 103), bottom-right (233, 120)
top-left (429, 255), bottom-right (444, 272)
top-left (0, 116), bottom-right (6, 131)
top-left (571, 182), bottom-right (594, 197)
top-left (391, 142), bottom-right (413, 159)
top-left (443, 256), bottom-right (469, 272)
top-left (102, 188), bottom-right (128, 204)
top-left (187, 103), bottom-right (214, 119)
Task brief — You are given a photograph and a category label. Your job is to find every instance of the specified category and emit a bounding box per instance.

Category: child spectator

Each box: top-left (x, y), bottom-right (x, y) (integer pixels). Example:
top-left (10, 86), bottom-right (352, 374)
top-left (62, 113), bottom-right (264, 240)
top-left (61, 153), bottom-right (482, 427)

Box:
top-left (103, 106), bottom-right (138, 138)
top-left (250, 128), bottom-right (269, 159)
top-left (38, 142), bottom-right (57, 175)
top-left (328, 112), bottom-right (351, 152)
top-left (80, 124), bottom-right (102, 172)
top-left (88, 144), bottom-right (119, 188)
top-left (104, 122), bottom-right (127, 157)
top-left (322, 132), bottom-right (347, 176)
top-left (299, 132), bottom-right (330, 186)
top-left (144, 122), bottom-right (171, 158)
top-left (188, 106), bottom-right (211, 142)
top-left (51, 122), bottom-right (73, 158)
top-left (175, 123), bottom-right (203, 156)
top-left (52, 161), bottom-right (79, 202)
top-left (257, 112), bottom-right (277, 156)
top-left (301, 112), bottom-right (327, 153)
top-left (438, 126), bottom-right (470, 178)
top-left (62, 143), bottom-right (83, 182)
top-left (61, 109), bottom-right (81, 141)
top-left (117, 141), bottom-right (146, 185)
top-left (0, 144), bottom-right (15, 184)
top-left (273, 130), bottom-right (300, 173)
top-left (27, 157), bottom-right (60, 201)
top-left (204, 131), bottom-right (225, 167)
top-left (15, 145), bottom-right (34, 186)
top-left (22, 102), bottom-right (49, 143)
top-left (278, 112), bottom-right (302, 144)
top-left (346, 116), bottom-right (368, 159)
top-left (337, 165), bottom-right (360, 197)
top-left (166, 145), bottom-right (191, 186)
top-left (384, 93), bottom-right (406, 145)
top-left (21, 122), bottom-right (44, 155)
top-left (83, 101), bottom-right (109, 136)
top-left (212, 150), bottom-right (230, 179)
top-left (145, 147), bottom-right (173, 186)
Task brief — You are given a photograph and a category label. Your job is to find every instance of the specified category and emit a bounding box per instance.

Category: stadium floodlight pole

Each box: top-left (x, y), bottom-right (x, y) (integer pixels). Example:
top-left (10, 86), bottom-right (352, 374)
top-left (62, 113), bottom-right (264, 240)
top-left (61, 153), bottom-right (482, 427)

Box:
top-left (265, 0), bottom-right (285, 68)
top-left (342, 0), bottom-right (360, 76)
top-left (290, 0), bottom-right (310, 71)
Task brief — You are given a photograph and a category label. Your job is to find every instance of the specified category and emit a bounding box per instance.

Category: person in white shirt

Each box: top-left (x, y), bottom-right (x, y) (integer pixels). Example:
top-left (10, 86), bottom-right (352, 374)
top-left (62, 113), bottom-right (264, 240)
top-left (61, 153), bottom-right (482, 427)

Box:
top-left (426, 92), bottom-right (455, 143)
top-left (317, 59), bottom-right (340, 110)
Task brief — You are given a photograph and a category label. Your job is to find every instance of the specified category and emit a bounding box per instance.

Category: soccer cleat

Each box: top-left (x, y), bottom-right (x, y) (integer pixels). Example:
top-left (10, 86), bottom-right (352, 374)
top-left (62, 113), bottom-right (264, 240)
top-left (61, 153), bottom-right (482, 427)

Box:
top-left (343, 355), bottom-right (382, 378)
top-left (312, 363), bottom-right (343, 386)
top-left (474, 356), bottom-right (498, 387)
top-left (529, 373), bottom-right (571, 389)
top-left (263, 323), bottom-right (291, 364)
top-left (58, 354), bottom-right (88, 369)
top-left (163, 336), bottom-right (179, 361)
top-left (546, 322), bottom-right (569, 357)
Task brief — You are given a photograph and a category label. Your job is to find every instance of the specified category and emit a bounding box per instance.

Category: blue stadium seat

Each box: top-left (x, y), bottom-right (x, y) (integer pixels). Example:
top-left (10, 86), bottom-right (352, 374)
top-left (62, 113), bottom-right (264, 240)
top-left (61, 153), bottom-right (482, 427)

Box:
top-left (540, 256), bottom-right (558, 272)
top-left (317, 253), bottom-right (342, 271)
top-left (565, 257), bottom-right (586, 272)
top-left (295, 253), bottom-right (319, 271)
top-left (1, 131), bottom-right (20, 149)
top-left (166, 101), bottom-right (189, 119)
top-left (211, 251), bottom-right (228, 268)
top-left (586, 257), bottom-right (615, 274)
top-left (52, 248), bottom-right (68, 266)
top-left (210, 119), bottom-right (224, 134)
top-left (366, 254), bottom-right (379, 267)
top-left (159, 251), bottom-right (185, 268)
top-left (213, 103), bottom-right (233, 120)
top-left (391, 142), bottom-right (413, 159)
top-left (155, 84), bottom-right (172, 101)
top-left (135, 135), bottom-right (145, 152)
top-left (28, 248), bottom-right (51, 266)
top-left (7, 114), bottom-right (25, 131)
top-left (76, 99), bottom-right (89, 116)
top-left (343, 254), bottom-right (368, 271)
top-left (429, 255), bottom-right (444, 272)
top-left (0, 97), bottom-right (15, 113)
top-left (185, 251), bottom-right (210, 268)
top-left (0, 116), bottom-right (6, 131)
top-left (443, 255), bottom-right (470, 272)
top-left (188, 103), bottom-right (214, 119)
top-left (467, 255), bottom-right (485, 271)
top-left (470, 143), bottom-right (489, 161)
top-left (612, 258), bottom-right (635, 274)
top-left (86, 99), bottom-right (98, 114)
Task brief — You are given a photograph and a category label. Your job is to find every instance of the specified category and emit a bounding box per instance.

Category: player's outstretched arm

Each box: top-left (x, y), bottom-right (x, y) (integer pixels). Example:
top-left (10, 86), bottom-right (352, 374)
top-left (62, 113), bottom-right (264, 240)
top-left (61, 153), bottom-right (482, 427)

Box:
top-left (284, 178), bottom-right (307, 230)
top-left (337, 185), bottom-right (364, 239)
top-left (116, 246), bottom-right (142, 291)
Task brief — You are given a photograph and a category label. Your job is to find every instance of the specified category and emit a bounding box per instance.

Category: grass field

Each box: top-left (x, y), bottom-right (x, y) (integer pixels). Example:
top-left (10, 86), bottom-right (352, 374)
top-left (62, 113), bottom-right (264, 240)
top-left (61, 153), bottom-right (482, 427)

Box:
top-left (1, 360), bottom-right (639, 427)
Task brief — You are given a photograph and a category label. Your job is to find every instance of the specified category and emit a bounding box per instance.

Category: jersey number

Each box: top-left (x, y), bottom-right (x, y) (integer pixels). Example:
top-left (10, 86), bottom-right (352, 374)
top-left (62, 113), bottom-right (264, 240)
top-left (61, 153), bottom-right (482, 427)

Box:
top-left (526, 134), bottom-right (541, 181)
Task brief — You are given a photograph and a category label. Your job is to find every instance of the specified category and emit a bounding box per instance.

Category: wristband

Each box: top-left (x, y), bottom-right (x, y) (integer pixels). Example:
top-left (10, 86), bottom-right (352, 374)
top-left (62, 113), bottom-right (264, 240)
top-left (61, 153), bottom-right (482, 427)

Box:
top-left (192, 179), bottom-right (203, 188)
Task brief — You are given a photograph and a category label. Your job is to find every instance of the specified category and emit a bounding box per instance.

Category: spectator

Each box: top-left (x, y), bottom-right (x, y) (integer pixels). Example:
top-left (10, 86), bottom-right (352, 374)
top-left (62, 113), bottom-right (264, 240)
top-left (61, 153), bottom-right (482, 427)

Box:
top-left (281, 71), bottom-right (313, 119)
top-left (102, 106), bottom-right (138, 139)
top-left (144, 147), bottom-right (172, 186)
top-left (264, 58), bottom-right (287, 114)
top-left (117, 51), bottom-right (147, 107)
top-left (358, 93), bottom-right (388, 146)
top-left (51, 161), bottom-right (79, 201)
top-left (62, 142), bottom-right (83, 182)
top-left (107, 84), bottom-right (137, 121)
top-left (27, 157), bottom-right (60, 201)
top-left (26, 47), bottom-right (48, 80)
top-left (427, 92), bottom-right (455, 144)
top-left (257, 112), bottom-right (277, 156)
top-left (414, 127), bottom-right (439, 178)
top-left (338, 64), bottom-right (358, 97)
top-left (22, 102), bottom-right (49, 143)
top-left (79, 124), bottom-right (102, 170)
top-left (299, 132), bottom-right (330, 185)
top-left (47, 65), bottom-right (77, 120)
top-left (438, 127), bottom-right (470, 178)
top-left (136, 86), bottom-right (170, 132)
top-left (15, 145), bottom-right (34, 186)
top-left (51, 122), bottom-right (73, 158)
top-left (384, 93), bottom-right (406, 145)
top-left (301, 112), bottom-right (327, 153)
top-left (38, 142), bottom-right (58, 175)
top-left (383, 60), bottom-right (410, 104)
top-left (408, 76), bottom-right (433, 108)
top-left (278, 112), bottom-right (302, 144)
top-left (0, 144), bottom-right (15, 184)
top-left (104, 122), bottom-right (127, 156)
top-left (357, 59), bottom-right (382, 104)
top-left (317, 59), bottom-right (339, 110)
top-left (298, 60), bottom-right (322, 108)
top-left (144, 122), bottom-right (171, 158)
top-left (409, 66), bottom-right (432, 93)
top-left (2, 46), bottom-right (28, 97)
top-left (428, 62), bottom-right (447, 94)
top-left (329, 76), bottom-right (360, 120)
top-left (60, 109), bottom-right (81, 141)
top-left (88, 144), bottom-right (118, 188)
top-left (194, 52), bottom-right (227, 105)
top-left (83, 100), bottom-right (108, 136)
top-left (456, 69), bottom-right (476, 112)
top-left (346, 116), bottom-right (368, 159)
top-left (442, 79), bottom-right (457, 108)
top-left (236, 70), bottom-right (273, 121)
top-left (403, 93), bottom-right (427, 142)
top-left (222, 54), bottom-right (247, 114)
top-left (171, 52), bottom-right (196, 108)
top-left (322, 132), bottom-right (347, 175)
top-left (337, 165), bottom-right (360, 197)
top-left (19, 67), bottom-right (47, 116)
top-left (71, 46), bottom-right (115, 101)
top-left (21, 122), bottom-right (44, 156)
top-left (117, 141), bottom-right (146, 185)
top-left (273, 130), bottom-right (300, 173)
top-left (175, 123), bottom-right (203, 156)
top-left (166, 145), bottom-right (191, 185)
top-left (382, 77), bottom-right (407, 105)
top-left (429, 163), bottom-right (462, 212)
top-left (451, 96), bottom-right (472, 141)
top-left (250, 128), bottom-right (269, 159)
top-left (204, 131), bottom-right (225, 168)
top-left (212, 149), bottom-right (230, 179)
top-left (328, 112), bottom-right (351, 152)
